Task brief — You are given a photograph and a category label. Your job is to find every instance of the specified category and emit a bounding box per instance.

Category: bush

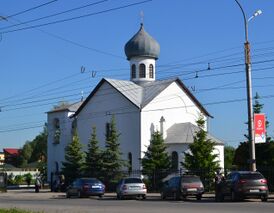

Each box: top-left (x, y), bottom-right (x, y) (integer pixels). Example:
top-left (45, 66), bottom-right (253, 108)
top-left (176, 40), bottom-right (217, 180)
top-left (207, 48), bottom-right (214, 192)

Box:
top-left (13, 175), bottom-right (25, 185)
top-left (23, 173), bottom-right (32, 186)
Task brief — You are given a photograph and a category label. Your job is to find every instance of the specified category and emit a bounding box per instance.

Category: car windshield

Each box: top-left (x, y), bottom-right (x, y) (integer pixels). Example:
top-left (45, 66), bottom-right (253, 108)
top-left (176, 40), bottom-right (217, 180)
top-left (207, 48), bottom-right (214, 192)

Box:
top-left (124, 178), bottom-right (143, 184)
top-left (83, 179), bottom-right (101, 184)
top-left (182, 176), bottom-right (201, 183)
top-left (240, 173), bottom-right (264, 180)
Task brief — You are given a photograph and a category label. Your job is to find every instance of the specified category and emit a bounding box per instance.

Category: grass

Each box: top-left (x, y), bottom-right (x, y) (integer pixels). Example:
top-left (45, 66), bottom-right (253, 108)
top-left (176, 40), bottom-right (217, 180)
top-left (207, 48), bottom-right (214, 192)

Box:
top-left (0, 209), bottom-right (42, 213)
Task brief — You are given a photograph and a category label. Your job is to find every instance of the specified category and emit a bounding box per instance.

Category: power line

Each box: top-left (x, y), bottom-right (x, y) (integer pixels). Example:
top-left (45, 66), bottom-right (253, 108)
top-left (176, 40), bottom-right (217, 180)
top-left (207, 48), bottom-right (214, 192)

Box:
top-left (0, 0), bottom-right (108, 31)
top-left (2, 58), bottom-right (274, 111)
top-left (0, 0), bottom-right (152, 34)
top-left (4, 0), bottom-right (58, 19)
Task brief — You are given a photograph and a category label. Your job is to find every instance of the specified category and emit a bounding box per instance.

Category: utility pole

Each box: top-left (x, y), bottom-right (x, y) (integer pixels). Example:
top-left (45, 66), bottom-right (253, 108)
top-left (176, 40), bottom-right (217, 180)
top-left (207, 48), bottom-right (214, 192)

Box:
top-left (234, 0), bottom-right (262, 171)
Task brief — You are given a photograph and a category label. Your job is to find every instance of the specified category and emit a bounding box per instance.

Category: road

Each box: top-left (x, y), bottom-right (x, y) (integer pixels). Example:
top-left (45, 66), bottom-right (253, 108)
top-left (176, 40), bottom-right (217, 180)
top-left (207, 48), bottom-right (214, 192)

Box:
top-left (0, 190), bottom-right (273, 213)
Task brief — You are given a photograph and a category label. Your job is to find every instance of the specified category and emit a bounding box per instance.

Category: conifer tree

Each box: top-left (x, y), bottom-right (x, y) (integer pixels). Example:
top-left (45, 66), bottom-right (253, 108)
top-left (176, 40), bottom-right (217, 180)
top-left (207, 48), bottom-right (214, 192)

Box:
top-left (142, 131), bottom-right (171, 190)
top-left (62, 131), bottom-right (85, 184)
top-left (101, 115), bottom-right (124, 187)
top-left (181, 116), bottom-right (219, 185)
top-left (85, 126), bottom-right (103, 178)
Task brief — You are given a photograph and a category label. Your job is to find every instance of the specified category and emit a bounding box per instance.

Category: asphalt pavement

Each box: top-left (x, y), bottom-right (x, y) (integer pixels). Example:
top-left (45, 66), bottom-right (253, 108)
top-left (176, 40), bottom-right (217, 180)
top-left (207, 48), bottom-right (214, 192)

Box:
top-left (1, 188), bottom-right (274, 200)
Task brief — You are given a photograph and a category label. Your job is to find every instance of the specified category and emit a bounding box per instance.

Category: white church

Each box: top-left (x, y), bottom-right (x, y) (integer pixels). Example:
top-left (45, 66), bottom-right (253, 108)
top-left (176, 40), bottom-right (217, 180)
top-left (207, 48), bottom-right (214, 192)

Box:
top-left (47, 24), bottom-right (224, 182)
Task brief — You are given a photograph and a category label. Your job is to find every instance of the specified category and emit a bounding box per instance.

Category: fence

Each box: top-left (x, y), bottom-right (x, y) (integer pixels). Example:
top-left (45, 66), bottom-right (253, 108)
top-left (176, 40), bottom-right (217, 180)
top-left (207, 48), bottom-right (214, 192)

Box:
top-left (51, 167), bottom-right (274, 193)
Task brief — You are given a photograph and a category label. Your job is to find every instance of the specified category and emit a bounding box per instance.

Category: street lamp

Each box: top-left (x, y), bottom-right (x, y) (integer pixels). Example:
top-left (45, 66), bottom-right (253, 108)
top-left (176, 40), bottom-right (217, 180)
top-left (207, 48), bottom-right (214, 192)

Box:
top-left (234, 0), bottom-right (262, 171)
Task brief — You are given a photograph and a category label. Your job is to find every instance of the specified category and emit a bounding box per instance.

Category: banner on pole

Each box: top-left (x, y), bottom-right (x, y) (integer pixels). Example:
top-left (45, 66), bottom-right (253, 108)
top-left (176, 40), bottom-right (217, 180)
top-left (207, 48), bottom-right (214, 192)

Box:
top-left (254, 113), bottom-right (266, 143)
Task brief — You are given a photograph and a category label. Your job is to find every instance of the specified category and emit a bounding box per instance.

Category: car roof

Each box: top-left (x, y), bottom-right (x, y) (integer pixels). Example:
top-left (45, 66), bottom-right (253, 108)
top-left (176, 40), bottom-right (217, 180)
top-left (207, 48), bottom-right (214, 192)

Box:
top-left (230, 171), bottom-right (261, 175)
top-left (123, 177), bottom-right (142, 180)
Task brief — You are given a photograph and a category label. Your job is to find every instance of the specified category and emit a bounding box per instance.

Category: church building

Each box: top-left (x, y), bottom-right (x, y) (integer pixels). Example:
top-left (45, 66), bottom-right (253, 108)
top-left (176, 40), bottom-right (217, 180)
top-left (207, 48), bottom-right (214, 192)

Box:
top-left (47, 24), bottom-right (224, 182)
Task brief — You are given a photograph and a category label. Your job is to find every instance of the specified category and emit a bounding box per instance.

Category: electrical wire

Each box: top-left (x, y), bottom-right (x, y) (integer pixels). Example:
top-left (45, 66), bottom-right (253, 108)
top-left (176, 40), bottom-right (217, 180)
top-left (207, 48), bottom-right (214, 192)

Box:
top-left (0, 0), bottom-right (153, 34)
top-left (4, 0), bottom-right (58, 19)
top-left (0, 0), bottom-right (108, 31)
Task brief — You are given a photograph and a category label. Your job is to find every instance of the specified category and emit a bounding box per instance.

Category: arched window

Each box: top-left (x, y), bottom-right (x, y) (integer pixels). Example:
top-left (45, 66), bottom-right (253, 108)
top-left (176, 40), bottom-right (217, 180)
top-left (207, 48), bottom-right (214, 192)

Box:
top-left (171, 151), bottom-right (178, 171)
top-left (55, 161), bottom-right (59, 173)
top-left (106, 122), bottom-right (110, 138)
top-left (131, 64), bottom-right (136, 79)
top-left (139, 63), bottom-right (146, 78)
top-left (128, 152), bottom-right (132, 173)
top-left (53, 118), bottom-right (60, 144)
top-left (71, 119), bottom-right (77, 135)
top-left (149, 64), bottom-right (154, 78)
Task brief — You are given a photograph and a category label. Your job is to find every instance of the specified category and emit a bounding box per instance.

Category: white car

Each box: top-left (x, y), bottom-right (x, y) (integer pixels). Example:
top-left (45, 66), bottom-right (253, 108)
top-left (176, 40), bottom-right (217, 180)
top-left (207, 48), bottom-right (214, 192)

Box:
top-left (116, 177), bottom-right (147, 199)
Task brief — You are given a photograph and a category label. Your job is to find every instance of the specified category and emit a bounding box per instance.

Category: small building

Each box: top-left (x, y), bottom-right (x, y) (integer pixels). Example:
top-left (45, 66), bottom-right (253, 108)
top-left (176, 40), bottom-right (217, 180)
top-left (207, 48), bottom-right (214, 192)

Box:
top-left (0, 152), bottom-right (4, 165)
top-left (47, 24), bottom-right (224, 182)
top-left (3, 148), bottom-right (20, 166)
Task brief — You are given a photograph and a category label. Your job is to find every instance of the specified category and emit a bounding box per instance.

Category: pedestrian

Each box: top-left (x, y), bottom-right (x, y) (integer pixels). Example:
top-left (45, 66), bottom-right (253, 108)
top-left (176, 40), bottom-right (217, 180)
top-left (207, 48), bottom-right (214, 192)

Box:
top-left (215, 169), bottom-right (224, 201)
top-left (35, 177), bottom-right (41, 193)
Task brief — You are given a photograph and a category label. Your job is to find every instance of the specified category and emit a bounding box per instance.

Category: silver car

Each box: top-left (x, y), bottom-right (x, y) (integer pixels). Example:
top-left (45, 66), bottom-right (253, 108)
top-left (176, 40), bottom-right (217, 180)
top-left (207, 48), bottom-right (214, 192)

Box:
top-left (116, 177), bottom-right (147, 199)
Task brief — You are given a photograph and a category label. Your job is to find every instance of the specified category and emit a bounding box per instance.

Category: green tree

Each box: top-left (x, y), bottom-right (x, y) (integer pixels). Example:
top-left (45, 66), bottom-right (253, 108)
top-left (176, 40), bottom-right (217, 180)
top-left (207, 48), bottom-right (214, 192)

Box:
top-left (181, 116), bottom-right (219, 186)
top-left (101, 115), bottom-right (125, 187)
top-left (224, 146), bottom-right (235, 170)
top-left (84, 126), bottom-right (103, 178)
top-left (62, 131), bottom-right (85, 184)
top-left (29, 125), bottom-right (48, 163)
top-left (234, 92), bottom-right (274, 169)
top-left (233, 142), bottom-right (249, 169)
top-left (142, 131), bottom-right (171, 191)
top-left (16, 142), bottom-right (32, 168)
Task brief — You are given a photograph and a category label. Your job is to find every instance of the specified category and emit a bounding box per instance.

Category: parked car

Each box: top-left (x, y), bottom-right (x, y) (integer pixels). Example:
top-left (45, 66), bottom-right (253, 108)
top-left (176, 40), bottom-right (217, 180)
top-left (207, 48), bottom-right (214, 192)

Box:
top-left (218, 171), bottom-right (269, 202)
top-left (66, 178), bottom-right (105, 198)
top-left (116, 177), bottom-right (147, 199)
top-left (160, 175), bottom-right (204, 200)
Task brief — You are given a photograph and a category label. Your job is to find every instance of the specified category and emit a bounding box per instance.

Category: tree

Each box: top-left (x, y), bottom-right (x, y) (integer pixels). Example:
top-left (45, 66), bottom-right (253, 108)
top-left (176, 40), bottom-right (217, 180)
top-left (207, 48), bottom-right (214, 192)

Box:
top-left (142, 131), bottom-right (171, 191)
top-left (29, 125), bottom-right (48, 163)
top-left (224, 146), bottom-right (235, 170)
top-left (234, 92), bottom-right (274, 169)
top-left (15, 125), bottom-right (47, 169)
top-left (253, 92), bottom-right (271, 142)
top-left (101, 115), bottom-right (125, 187)
top-left (62, 131), bottom-right (85, 184)
top-left (84, 126), bottom-right (103, 178)
top-left (181, 116), bottom-right (219, 186)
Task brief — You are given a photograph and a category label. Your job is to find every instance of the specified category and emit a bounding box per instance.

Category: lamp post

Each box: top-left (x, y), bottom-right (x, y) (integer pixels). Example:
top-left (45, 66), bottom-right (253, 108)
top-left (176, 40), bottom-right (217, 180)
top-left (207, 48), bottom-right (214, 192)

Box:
top-left (234, 0), bottom-right (262, 171)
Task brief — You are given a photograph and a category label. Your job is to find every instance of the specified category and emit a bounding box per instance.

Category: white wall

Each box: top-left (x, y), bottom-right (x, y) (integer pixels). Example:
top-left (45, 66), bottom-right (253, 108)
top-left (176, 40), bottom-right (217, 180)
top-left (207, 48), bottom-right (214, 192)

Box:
top-left (47, 110), bottom-right (73, 182)
top-left (141, 82), bottom-right (206, 157)
top-left (76, 82), bottom-right (141, 170)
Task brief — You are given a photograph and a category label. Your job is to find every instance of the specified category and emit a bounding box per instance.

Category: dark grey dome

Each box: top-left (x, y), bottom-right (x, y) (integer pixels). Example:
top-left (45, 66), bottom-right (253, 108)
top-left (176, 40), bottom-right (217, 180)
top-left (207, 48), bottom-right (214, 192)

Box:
top-left (124, 24), bottom-right (160, 60)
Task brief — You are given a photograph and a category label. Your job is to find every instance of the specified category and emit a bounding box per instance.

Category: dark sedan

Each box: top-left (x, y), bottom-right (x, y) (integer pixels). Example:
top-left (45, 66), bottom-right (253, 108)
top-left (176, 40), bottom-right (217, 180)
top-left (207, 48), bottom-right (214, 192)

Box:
top-left (66, 178), bottom-right (105, 198)
top-left (218, 171), bottom-right (268, 202)
top-left (160, 175), bottom-right (204, 200)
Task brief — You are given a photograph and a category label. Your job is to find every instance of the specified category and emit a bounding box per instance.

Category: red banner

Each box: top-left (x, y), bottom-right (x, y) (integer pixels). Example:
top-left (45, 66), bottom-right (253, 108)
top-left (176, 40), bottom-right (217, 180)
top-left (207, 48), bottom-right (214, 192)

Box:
top-left (254, 113), bottom-right (266, 143)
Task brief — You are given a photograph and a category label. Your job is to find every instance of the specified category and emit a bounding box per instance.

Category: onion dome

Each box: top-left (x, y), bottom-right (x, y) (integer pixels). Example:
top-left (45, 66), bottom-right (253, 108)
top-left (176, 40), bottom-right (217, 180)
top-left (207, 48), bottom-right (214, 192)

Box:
top-left (124, 24), bottom-right (160, 60)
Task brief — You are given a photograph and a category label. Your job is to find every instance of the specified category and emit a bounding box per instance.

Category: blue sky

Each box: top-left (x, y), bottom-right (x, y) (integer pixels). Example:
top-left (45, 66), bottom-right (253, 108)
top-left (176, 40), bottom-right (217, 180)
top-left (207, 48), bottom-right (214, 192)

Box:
top-left (1, 0), bottom-right (274, 150)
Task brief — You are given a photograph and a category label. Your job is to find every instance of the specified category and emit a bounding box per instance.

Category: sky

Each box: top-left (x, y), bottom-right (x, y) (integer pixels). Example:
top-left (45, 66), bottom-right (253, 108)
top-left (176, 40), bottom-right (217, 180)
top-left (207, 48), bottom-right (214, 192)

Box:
top-left (1, 0), bottom-right (274, 150)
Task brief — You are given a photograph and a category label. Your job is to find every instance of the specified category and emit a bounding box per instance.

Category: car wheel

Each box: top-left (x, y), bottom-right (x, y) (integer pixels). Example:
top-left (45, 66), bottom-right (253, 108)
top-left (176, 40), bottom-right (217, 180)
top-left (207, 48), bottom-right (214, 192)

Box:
top-left (142, 195), bottom-right (146, 200)
top-left (261, 195), bottom-right (268, 202)
top-left (196, 195), bottom-right (202, 201)
top-left (173, 192), bottom-right (180, 200)
top-left (160, 192), bottom-right (166, 200)
top-left (98, 194), bottom-right (104, 199)
top-left (117, 193), bottom-right (124, 200)
top-left (231, 191), bottom-right (238, 202)
top-left (77, 190), bottom-right (82, 198)
top-left (66, 192), bottom-right (70, 198)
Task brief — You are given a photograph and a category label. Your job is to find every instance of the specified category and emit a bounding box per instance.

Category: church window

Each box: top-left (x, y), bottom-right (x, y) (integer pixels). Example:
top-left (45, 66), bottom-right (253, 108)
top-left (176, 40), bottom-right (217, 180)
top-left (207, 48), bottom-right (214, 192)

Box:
top-left (149, 64), bottom-right (154, 78)
top-left (171, 151), bottom-right (178, 171)
top-left (128, 152), bottom-right (132, 173)
top-left (139, 63), bottom-right (146, 78)
top-left (71, 119), bottom-right (77, 135)
top-left (131, 64), bottom-right (136, 78)
top-left (106, 122), bottom-right (110, 138)
top-left (53, 118), bottom-right (60, 144)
